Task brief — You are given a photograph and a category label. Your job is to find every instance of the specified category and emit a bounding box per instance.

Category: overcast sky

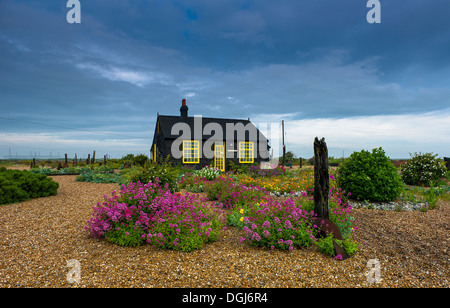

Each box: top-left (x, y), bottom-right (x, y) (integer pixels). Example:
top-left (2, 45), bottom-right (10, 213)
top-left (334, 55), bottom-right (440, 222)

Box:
top-left (1, 0), bottom-right (449, 159)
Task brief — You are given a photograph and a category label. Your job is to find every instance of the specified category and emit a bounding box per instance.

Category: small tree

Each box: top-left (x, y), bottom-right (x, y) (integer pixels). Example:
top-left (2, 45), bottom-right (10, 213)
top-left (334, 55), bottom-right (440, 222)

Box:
top-left (133, 154), bottom-right (149, 167)
top-left (338, 147), bottom-right (402, 202)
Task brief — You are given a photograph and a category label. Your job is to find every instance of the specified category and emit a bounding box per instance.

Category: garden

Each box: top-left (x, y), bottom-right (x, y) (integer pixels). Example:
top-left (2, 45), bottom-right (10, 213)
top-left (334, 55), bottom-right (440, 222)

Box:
top-left (80, 149), bottom-right (449, 260)
top-left (1, 149), bottom-right (449, 288)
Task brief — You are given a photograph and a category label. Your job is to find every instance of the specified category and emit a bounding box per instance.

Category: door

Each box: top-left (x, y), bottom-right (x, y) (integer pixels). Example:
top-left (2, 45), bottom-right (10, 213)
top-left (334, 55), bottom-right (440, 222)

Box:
top-left (214, 143), bottom-right (225, 172)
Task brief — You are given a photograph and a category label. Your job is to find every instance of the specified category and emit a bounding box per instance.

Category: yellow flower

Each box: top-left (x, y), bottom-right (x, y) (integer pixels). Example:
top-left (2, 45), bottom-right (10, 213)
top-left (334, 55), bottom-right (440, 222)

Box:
top-left (239, 217), bottom-right (244, 222)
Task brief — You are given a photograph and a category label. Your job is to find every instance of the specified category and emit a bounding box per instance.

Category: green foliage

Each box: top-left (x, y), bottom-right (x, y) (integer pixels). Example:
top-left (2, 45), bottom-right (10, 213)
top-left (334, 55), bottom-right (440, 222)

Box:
top-left (228, 160), bottom-right (257, 174)
top-left (0, 167), bottom-right (59, 205)
top-left (315, 234), bottom-right (359, 258)
top-left (118, 167), bottom-right (144, 186)
top-left (337, 147), bottom-right (403, 202)
top-left (75, 171), bottom-right (121, 183)
top-left (133, 154), bottom-right (149, 167)
top-left (105, 223), bottom-right (145, 247)
top-left (401, 152), bottom-right (447, 186)
top-left (130, 157), bottom-right (180, 192)
top-left (279, 151), bottom-right (295, 165)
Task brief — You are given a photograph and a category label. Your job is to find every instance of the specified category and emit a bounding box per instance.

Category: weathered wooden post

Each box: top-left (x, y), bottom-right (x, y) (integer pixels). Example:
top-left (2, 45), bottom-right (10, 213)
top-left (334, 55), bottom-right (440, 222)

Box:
top-left (299, 157), bottom-right (303, 169)
top-left (92, 151), bottom-right (96, 164)
top-left (74, 153), bottom-right (77, 166)
top-left (313, 137), bottom-right (329, 219)
top-left (312, 137), bottom-right (349, 260)
top-left (87, 154), bottom-right (90, 165)
top-left (104, 155), bottom-right (107, 165)
top-left (64, 154), bottom-right (68, 167)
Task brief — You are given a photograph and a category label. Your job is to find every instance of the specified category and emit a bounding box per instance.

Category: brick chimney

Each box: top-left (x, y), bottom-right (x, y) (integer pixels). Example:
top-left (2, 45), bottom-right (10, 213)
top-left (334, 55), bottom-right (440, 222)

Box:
top-left (180, 98), bottom-right (188, 118)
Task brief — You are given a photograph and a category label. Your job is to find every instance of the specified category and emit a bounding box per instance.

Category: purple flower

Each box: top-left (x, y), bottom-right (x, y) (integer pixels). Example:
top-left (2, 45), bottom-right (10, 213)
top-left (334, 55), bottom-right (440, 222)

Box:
top-left (284, 220), bottom-right (292, 229)
top-left (262, 220), bottom-right (271, 229)
top-left (252, 232), bottom-right (261, 242)
top-left (263, 230), bottom-right (270, 238)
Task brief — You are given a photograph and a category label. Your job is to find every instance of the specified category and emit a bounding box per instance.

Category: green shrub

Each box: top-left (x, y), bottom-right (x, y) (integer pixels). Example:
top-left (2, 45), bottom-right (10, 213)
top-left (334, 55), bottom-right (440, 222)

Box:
top-left (133, 154), bottom-right (149, 167)
top-left (337, 147), bottom-right (403, 202)
top-left (130, 158), bottom-right (180, 192)
top-left (118, 167), bottom-right (143, 186)
top-left (401, 152), bottom-right (447, 186)
top-left (0, 167), bottom-right (59, 205)
top-left (316, 234), bottom-right (359, 258)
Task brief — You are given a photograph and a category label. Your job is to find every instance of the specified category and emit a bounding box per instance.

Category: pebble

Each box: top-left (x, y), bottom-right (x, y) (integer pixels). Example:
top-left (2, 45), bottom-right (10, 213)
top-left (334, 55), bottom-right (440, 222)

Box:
top-left (0, 173), bottom-right (449, 288)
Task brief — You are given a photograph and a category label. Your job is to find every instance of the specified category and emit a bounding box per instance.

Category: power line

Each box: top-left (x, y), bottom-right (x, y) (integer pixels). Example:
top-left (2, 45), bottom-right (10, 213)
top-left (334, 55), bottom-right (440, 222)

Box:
top-left (0, 116), bottom-right (150, 139)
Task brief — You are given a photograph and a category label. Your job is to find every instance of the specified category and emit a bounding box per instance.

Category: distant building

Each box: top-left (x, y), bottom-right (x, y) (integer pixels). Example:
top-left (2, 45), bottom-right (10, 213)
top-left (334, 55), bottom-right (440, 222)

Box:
top-left (150, 99), bottom-right (270, 171)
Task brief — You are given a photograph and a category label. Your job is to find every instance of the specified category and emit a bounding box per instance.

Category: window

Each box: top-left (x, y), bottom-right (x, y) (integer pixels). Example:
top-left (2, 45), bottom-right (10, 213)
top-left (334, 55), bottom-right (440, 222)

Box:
top-left (214, 143), bottom-right (225, 172)
top-left (183, 140), bottom-right (200, 164)
top-left (239, 142), bottom-right (254, 163)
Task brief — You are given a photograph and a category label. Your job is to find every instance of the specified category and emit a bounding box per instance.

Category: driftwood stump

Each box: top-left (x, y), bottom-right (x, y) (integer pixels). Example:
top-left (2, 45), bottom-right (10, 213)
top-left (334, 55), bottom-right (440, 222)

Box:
top-left (313, 137), bottom-right (349, 260)
top-left (313, 137), bottom-right (329, 219)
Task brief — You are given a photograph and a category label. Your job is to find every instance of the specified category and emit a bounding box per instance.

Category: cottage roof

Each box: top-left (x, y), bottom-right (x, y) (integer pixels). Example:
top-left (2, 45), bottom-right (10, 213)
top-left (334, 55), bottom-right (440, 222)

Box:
top-left (157, 115), bottom-right (268, 142)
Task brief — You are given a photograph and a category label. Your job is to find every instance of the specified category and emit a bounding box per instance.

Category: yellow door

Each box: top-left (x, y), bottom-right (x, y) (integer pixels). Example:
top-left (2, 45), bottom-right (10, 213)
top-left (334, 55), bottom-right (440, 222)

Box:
top-left (214, 143), bottom-right (225, 172)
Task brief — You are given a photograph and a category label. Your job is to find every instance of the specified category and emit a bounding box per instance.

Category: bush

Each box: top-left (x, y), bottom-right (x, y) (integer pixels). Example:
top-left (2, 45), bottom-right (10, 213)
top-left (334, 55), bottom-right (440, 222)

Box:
top-left (401, 152), bottom-right (447, 186)
top-left (316, 234), bottom-right (359, 258)
top-left (0, 167), bottom-right (59, 205)
top-left (337, 147), bottom-right (403, 202)
top-left (85, 180), bottom-right (224, 251)
top-left (130, 159), bottom-right (180, 193)
top-left (194, 166), bottom-right (221, 180)
top-left (133, 154), bottom-right (149, 167)
top-left (203, 176), bottom-right (270, 209)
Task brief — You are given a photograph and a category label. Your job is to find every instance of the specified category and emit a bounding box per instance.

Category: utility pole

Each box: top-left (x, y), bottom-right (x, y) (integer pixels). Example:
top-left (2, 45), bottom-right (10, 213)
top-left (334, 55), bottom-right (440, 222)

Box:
top-left (282, 120), bottom-right (286, 166)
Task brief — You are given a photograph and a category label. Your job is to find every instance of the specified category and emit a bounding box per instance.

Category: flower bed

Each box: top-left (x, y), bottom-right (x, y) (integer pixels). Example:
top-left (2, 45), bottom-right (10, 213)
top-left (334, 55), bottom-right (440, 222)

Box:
top-left (86, 167), bottom-right (359, 258)
top-left (226, 183), bottom-right (359, 258)
top-left (232, 170), bottom-right (315, 195)
top-left (85, 179), bottom-right (225, 251)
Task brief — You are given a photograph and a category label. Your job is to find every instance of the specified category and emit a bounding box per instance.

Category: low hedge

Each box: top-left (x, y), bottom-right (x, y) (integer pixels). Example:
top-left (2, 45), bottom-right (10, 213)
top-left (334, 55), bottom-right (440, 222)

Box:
top-left (0, 167), bottom-right (59, 205)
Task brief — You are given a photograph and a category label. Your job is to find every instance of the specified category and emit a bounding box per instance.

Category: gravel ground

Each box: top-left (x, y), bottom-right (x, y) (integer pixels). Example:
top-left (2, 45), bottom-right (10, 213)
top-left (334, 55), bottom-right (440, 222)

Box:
top-left (0, 175), bottom-right (448, 288)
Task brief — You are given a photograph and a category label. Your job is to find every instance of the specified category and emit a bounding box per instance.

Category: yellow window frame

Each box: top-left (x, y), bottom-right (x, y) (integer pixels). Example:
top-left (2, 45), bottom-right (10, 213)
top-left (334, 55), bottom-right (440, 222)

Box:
top-left (152, 144), bottom-right (157, 163)
top-left (239, 141), bottom-right (254, 163)
top-left (214, 143), bottom-right (225, 172)
top-left (183, 140), bottom-right (200, 164)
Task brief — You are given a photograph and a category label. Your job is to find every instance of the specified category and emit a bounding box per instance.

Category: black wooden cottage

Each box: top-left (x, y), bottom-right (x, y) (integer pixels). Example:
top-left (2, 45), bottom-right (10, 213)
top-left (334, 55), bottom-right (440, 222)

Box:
top-left (150, 99), bottom-right (270, 171)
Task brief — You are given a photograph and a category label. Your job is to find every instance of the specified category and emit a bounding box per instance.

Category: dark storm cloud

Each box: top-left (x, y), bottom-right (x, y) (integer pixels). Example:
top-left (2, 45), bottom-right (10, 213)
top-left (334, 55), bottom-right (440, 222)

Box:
top-left (1, 0), bottom-right (449, 157)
